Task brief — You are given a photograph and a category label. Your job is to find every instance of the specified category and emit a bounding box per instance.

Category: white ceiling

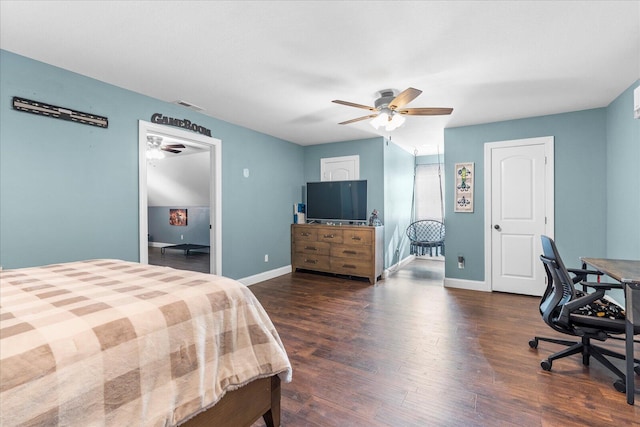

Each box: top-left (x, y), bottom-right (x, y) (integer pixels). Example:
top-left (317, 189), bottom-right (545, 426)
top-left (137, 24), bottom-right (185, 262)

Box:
top-left (1, 1), bottom-right (638, 155)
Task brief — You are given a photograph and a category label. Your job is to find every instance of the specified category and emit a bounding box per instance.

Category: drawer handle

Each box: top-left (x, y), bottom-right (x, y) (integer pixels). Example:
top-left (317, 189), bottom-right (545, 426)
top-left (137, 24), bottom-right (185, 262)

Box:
top-left (301, 232), bottom-right (311, 237)
top-left (304, 259), bottom-right (318, 264)
top-left (342, 264), bottom-right (357, 269)
top-left (304, 246), bottom-right (317, 251)
top-left (323, 234), bottom-right (335, 238)
top-left (351, 236), bottom-right (361, 241)
top-left (342, 250), bottom-right (357, 255)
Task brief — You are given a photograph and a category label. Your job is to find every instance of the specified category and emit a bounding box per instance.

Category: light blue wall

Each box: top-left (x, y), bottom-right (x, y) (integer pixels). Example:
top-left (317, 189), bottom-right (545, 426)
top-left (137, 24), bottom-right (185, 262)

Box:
top-left (148, 206), bottom-right (210, 246)
top-left (444, 108), bottom-right (608, 281)
top-left (606, 81), bottom-right (640, 260)
top-left (3, 49), bottom-right (635, 284)
top-left (416, 154), bottom-right (444, 165)
top-left (0, 50), bottom-right (304, 279)
top-left (302, 137), bottom-right (385, 219)
top-left (383, 141), bottom-right (414, 267)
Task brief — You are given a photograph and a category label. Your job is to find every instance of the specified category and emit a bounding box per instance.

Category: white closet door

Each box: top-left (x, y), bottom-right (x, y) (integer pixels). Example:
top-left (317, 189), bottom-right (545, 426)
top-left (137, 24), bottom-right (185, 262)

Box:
top-left (321, 155), bottom-right (359, 181)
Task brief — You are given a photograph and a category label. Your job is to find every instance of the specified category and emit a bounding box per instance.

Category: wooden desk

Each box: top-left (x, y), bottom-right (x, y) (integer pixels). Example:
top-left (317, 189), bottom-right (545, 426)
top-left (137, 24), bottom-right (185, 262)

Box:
top-left (581, 258), bottom-right (640, 405)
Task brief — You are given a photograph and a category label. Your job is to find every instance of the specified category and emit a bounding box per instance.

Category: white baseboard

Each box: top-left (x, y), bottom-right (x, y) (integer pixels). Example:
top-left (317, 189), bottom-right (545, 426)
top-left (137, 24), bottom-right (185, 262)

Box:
top-left (148, 242), bottom-right (169, 248)
top-left (444, 277), bottom-right (490, 292)
top-left (240, 265), bottom-right (292, 286)
top-left (383, 254), bottom-right (415, 278)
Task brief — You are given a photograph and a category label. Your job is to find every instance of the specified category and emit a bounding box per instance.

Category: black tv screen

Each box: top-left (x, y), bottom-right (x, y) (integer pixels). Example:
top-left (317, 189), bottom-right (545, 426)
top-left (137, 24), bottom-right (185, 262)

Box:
top-left (306, 180), bottom-right (367, 222)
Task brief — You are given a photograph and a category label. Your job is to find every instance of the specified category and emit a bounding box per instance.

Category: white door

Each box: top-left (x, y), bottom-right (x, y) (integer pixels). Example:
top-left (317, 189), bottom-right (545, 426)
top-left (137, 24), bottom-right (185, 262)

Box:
top-left (485, 137), bottom-right (554, 296)
top-left (321, 155), bottom-right (359, 181)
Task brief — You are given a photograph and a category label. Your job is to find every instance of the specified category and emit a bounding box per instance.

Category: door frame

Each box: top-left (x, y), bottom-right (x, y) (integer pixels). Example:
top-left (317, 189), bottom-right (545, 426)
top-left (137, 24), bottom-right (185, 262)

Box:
top-left (483, 136), bottom-right (554, 291)
top-left (138, 120), bottom-right (222, 274)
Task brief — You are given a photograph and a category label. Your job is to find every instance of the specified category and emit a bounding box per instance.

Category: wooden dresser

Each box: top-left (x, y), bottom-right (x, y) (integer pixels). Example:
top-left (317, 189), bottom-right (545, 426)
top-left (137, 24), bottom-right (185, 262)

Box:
top-left (291, 224), bottom-right (384, 284)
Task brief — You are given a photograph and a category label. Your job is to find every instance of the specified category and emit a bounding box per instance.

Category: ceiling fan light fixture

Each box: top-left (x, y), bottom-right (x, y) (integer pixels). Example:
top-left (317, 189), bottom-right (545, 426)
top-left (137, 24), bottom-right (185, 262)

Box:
top-left (370, 110), bottom-right (389, 130)
top-left (385, 113), bottom-right (405, 131)
top-left (371, 108), bottom-right (405, 131)
top-left (146, 147), bottom-right (165, 160)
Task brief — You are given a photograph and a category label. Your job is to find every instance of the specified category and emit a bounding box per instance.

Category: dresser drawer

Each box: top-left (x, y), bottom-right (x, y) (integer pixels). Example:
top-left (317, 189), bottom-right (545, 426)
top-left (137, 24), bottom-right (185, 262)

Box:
top-left (330, 244), bottom-right (372, 259)
top-left (294, 241), bottom-right (330, 256)
top-left (292, 227), bottom-right (318, 242)
top-left (293, 253), bottom-right (330, 270)
top-left (342, 228), bottom-right (372, 246)
top-left (330, 257), bottom-right (371, 276)
top-left (317, 228), bottom-right (344, 244)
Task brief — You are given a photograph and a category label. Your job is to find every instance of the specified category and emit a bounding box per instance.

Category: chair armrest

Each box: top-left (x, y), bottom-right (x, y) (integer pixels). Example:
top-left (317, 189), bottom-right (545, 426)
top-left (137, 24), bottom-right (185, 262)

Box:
top-left (568, 268), bottom-right (603, 277)
top-left (578, 281), bottom-right (624, 291)
top-left (558, 289), bottom-right (606, 327)
top-left (568, 268), bottom-right (603, 284)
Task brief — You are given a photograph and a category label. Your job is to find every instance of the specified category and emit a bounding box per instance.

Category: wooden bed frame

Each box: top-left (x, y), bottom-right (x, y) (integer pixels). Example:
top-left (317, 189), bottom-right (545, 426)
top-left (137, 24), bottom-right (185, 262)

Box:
top-left (181, 375), bottom-right (281, 427)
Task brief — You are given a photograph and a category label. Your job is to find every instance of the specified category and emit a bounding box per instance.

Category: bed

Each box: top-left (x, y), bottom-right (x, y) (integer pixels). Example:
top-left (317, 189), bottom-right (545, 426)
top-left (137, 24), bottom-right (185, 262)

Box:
top-left (0, 259), bottom-right (292, 426)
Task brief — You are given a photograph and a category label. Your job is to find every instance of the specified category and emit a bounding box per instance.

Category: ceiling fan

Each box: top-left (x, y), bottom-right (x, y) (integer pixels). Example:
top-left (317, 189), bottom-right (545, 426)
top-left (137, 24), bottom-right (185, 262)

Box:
top-left (147, 135), bottom-right (185, 154)
top-left (332, 87), bottom-right (453, 131)
top-left (146, 135), bottom-right (186, 160)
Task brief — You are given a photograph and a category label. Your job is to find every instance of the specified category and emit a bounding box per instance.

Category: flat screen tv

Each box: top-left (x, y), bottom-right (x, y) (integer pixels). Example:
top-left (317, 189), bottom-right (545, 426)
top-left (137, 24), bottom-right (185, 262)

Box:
top-left (306, 180), bottom-right (367, 223)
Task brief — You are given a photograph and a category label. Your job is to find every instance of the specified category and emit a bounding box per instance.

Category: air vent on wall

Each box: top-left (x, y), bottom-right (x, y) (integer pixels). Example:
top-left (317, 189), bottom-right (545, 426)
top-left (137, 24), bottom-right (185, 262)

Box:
top-left (173, 100), bottom-right (204, 111)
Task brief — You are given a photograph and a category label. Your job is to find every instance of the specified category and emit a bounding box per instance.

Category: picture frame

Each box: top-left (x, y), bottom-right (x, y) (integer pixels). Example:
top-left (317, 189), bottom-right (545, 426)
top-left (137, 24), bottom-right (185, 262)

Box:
top-left (169, 208), bottom-right (188, 226)
top-left (454, 162), bottom-right (474, 213)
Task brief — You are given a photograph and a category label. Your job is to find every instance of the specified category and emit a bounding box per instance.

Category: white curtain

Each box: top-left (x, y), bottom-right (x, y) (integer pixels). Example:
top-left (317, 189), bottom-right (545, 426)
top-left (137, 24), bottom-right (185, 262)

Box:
top-left (415, 163), bottom-right (444, 221)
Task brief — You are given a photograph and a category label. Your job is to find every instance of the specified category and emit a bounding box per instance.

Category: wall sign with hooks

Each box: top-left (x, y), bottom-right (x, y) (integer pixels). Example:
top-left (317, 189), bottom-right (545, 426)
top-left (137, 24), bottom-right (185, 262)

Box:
top-left (12, 97), bottom-right (108, 128)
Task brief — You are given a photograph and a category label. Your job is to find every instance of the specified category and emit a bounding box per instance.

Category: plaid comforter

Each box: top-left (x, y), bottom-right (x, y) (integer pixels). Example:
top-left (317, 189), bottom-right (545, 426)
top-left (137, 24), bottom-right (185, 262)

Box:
top-left (0, 259), bottom-right (292, 426)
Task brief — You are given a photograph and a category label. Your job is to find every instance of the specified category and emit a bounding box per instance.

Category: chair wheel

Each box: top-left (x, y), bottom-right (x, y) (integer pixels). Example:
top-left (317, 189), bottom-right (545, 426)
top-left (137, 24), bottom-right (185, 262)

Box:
top-left (529, 339), bottom-right (538, 349)
top-left (613, 380), bottom-right (626, 393)
top-left (541, 360), bottom-right (552, 371)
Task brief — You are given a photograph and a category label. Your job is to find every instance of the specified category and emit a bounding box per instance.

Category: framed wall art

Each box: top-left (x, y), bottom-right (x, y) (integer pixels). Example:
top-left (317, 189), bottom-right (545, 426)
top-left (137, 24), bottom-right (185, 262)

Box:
top-left (169, 209), bottom-right (188, 226)
top-left (454, 162), bottom-right (474, 213)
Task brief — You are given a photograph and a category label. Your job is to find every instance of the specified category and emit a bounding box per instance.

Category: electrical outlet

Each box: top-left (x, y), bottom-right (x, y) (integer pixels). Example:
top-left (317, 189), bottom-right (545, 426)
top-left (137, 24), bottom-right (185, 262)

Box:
top-left (264, 254), bottom-right (269, 262)
top-left (181, 235), bottom-right (184, 240)
top-left (458, 255), bottom-right (465, 269)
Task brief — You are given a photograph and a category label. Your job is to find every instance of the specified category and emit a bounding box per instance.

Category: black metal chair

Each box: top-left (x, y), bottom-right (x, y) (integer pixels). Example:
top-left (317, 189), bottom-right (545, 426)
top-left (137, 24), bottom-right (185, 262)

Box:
top-left (529, 235), bottom-right (640, 392)
top-left (406, 220), bottom-right (445, 257)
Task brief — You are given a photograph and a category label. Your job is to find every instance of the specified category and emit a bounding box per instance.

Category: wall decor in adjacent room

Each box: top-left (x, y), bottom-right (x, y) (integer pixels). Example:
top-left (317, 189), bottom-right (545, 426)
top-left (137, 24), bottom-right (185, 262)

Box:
top-left (454, 162), bottom-right (474, 212)
top-left (169, 209), bottom-right (188, 226)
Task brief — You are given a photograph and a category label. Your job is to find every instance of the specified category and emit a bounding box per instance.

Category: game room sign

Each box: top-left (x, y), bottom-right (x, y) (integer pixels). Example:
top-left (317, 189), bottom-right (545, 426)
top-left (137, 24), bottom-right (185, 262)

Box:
top-left (151, 113), bottom-right (211, 136)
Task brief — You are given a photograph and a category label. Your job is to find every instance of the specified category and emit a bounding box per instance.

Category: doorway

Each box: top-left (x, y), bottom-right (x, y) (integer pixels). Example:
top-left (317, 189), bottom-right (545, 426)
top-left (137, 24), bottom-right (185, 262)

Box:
top-left (484, 136), bottom-right (554, 296)
top-left (138, 120), bottom-right (222, 275)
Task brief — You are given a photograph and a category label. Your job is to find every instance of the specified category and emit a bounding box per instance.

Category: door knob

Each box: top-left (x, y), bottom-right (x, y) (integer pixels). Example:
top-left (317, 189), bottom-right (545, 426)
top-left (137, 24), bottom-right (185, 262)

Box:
top-left (494, 224), bottom-right (501, 230)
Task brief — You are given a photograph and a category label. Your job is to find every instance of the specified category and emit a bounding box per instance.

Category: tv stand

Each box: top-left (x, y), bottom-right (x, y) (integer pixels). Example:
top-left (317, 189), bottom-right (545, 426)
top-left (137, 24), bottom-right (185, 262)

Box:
top-left (291, 224), bottom-right (384, 284)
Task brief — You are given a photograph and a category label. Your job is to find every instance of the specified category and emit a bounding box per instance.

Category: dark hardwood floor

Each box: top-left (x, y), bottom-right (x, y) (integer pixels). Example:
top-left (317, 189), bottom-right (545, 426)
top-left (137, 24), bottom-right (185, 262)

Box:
top-left (246, 258), bottom-right (640, 426)
top-left (148, 246), bottom-right (210, 274)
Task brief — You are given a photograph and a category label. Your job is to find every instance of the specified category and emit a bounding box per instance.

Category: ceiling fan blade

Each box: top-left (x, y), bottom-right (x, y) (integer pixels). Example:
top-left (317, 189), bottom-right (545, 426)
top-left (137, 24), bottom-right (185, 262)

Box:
top-left (398, 107), bottom-right (453, 116)
top-left (338, 114), bottom-right (379, 125)
top-left (332, 100), bottom-right (376, 111)
top-left (388, 87), bottom-right (422, 110)
top-left (164, 144), bottom-right (185, 149)
top-left (161, 147), bottom-right (182, 154)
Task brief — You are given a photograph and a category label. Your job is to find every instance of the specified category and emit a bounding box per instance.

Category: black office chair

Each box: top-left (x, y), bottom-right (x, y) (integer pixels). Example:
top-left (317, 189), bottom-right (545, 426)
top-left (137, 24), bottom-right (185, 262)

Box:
top-left (529, 235), bottom-right (640, 392)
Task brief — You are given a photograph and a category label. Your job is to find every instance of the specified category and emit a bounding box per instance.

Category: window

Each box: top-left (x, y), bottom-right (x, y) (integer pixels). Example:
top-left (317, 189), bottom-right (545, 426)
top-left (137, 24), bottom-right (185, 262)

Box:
top-left (414, 163), bottom-right (444, 221)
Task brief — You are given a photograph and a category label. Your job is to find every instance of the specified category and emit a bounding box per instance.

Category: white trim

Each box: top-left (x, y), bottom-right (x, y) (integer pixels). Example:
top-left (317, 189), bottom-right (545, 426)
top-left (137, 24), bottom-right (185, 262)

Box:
top-left (240, 265), bottom-right (292, 286)
top-left (444, 277), bottom-right (490, 292)
top-left (483, 136), bottom-right (554, 292)
top-left (138, 120), bottom-right (222, 275)
top-left (383, 254), bottom-right (416, 278)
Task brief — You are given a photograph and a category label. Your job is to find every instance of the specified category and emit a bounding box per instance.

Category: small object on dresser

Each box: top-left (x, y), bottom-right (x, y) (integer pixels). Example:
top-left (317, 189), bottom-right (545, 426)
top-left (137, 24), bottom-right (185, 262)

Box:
top-left (369, 209), bottom-right (382, 226)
